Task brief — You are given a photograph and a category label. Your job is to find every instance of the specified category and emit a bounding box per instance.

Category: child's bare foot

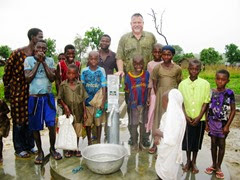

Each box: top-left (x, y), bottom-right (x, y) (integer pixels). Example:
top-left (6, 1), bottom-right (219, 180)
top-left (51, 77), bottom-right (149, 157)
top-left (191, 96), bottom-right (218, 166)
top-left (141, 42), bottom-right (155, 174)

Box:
top-left (182, 161), bottom-right (191, 172)
top-left (192, 162), bottom-right (199, 174)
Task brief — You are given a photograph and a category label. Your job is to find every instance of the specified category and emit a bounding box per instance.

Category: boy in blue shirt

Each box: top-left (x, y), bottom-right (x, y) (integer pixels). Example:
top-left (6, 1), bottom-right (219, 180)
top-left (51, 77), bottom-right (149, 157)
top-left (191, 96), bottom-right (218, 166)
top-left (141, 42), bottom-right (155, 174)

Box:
top-left (24, 40), bottom-right (62, 164)
top-left (81, 51), bottom-right (107, 145)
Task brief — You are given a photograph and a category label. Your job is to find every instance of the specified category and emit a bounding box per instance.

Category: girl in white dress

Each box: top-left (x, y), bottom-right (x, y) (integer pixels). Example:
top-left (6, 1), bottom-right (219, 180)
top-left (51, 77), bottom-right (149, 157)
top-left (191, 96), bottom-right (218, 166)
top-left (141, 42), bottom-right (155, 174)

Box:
top-left (154, 89), bottom-right (186, 180)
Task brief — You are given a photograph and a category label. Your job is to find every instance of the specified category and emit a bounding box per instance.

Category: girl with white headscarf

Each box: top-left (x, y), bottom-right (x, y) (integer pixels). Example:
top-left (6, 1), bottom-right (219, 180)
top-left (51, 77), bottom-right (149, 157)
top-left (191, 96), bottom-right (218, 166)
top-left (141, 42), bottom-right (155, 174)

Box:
top-left (155, 89), bottom-right (186, 180)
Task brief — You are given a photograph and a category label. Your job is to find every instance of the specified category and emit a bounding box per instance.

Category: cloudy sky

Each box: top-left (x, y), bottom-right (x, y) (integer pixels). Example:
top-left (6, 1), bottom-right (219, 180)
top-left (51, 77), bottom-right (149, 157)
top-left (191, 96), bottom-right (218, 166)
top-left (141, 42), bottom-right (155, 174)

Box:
top-left (0, 0), bottom-right (239, 54)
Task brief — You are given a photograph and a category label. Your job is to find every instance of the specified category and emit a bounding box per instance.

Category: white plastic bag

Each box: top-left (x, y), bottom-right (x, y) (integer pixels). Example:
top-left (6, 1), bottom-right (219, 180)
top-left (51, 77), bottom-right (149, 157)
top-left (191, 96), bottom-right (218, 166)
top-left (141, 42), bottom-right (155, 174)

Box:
top-left (55, 114), bottom-right (78, 150)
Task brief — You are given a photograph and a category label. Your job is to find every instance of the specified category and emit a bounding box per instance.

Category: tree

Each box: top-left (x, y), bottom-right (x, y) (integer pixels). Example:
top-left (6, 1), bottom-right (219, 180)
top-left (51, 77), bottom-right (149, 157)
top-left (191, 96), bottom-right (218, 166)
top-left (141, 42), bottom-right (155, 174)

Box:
top-left (173, 52), bottom-right (195, 64)
top-left (183, 53), bottom-right (195, 59)
top-left (172, 45), bottom-right (183, 55)
top-left (0, 45), bottom-right (12, 60)
top-left (148, 9), bottom-right (168, 45)
top-left (225, 43), bottom-right (240, 64)
top-left (200, 47), bottom-right (222, 65)
top-left (45, 38), bottom-right (56, 57)
top-left (83, 27), bottom-right (104, 50)
top-left (74, 34), bottom-right (88, 60)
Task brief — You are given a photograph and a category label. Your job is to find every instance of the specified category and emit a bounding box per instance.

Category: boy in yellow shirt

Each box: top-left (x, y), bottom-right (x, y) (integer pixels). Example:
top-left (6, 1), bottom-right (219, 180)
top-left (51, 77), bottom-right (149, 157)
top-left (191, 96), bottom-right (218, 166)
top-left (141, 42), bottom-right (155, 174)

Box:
top-left (178, 59), bottom-right (210, 174)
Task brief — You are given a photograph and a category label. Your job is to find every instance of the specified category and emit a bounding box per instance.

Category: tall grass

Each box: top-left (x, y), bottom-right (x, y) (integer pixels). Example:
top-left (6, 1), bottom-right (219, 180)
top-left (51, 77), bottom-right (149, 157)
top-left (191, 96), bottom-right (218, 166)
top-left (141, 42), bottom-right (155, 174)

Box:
top-left (182, 65), bottom-right (240, 94)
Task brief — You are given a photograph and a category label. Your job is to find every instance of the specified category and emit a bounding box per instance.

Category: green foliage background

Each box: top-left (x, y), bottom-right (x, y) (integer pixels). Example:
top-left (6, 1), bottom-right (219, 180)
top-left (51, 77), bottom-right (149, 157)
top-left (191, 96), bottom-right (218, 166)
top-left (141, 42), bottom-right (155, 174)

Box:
top-left (200, 47), bottom-right (223, 65)
top-left (225, 43), bottom-right (240, 64)
top-left (0, 45), bottom-right (12, 60)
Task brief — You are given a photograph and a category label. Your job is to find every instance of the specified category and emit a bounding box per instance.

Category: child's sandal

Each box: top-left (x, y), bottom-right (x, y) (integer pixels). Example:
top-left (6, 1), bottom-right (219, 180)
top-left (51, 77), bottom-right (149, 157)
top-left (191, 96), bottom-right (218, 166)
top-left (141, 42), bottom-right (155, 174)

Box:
top-left (34, 154), bottom-right (44, 165)
top-left (216, 171), bottom-right (224, 179)
top-left (64, 151), bottom-right (73, 158)
top-left (75, 150), bottom-right (82, 157)
top-left (50, 149), bottom-right (62, 160)
top-left (148, 147), bottom-right (157, 154)
top-left (205, 166), bottom-right (215, 174)
top-left (15, 151), bottom-right (30, 158)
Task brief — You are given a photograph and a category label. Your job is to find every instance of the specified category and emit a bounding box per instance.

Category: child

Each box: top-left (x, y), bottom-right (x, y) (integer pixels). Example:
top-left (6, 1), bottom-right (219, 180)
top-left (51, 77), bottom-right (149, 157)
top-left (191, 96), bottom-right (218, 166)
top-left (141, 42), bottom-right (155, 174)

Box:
top-left (58, 64), bottom-right (88, 158)
top-left (154, 89), bottom-right (186, 180)
top-left (24, 40), bottom-right (62, 164)
top-left (205, 69), bottom-right (236, 179)
top-left (57, 53), bottom-right (66, 62)
top-left (56, 44), bottom-right (81, 93)
top-left (151, 45), bottom-right (182, 153)
top-left (81, 51), bottom-right (107, 145)
top-left (0, 99), bottom-right (10, 163)
top-left (125, 54), bottom-right (149, 150)
top-left (178, 59), bottom-right (210, 174)
top-left (146, 43), bottom-right (163, 154)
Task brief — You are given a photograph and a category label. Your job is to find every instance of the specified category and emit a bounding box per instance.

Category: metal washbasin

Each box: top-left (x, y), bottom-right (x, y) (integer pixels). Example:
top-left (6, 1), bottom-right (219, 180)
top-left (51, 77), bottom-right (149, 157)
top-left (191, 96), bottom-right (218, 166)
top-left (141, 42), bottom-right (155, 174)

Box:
top-left (82, 144), bottom-right (127, 174)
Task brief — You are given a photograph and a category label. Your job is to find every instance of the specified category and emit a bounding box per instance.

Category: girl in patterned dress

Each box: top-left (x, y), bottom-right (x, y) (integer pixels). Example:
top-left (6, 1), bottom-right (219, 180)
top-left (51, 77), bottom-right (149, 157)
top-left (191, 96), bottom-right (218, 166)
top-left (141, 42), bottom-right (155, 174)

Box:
top-left (205, 69), bottom-right (236, 179)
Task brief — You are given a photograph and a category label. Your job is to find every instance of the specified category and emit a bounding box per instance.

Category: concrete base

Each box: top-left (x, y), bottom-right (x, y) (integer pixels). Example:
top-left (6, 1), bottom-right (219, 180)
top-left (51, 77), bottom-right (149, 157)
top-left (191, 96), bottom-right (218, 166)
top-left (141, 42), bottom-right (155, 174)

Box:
top-left (50, 124), bottom-right (230, 180)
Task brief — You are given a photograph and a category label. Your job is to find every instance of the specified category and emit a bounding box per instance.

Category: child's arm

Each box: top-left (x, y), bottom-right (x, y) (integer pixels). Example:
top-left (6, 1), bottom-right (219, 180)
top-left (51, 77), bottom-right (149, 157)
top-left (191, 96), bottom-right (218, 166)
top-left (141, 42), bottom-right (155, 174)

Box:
top-left (154, 129), bottom-right (163, 138)
top-left (192, 103), bottom-right (208, 126)
top-left (100, 87), bottom-right (107, 110)
top-left (55, 64), bottom-right (61, 94)
top-left (223, 103), bottom-right (236, 135)
top-left (152, 79), bottom-right (157, 94)
top-left (153, 129), bottom-right (163, 146)
top-left (176, 68), bottom-right (183, 85)
top-left (58, 99), bottom-right (71, 118)
top-left (42, 60), bottom-right (55, 82)
top-left (182, 104), bottom-right (193, 124)
top-left (83, 102), bottom-right (87, 121)
top-left (205, 106), bottom-right (210, 132)
top-left (147, 88), bottom-right (151, 106)
top-left (25, 61), bottom-right (41, 83)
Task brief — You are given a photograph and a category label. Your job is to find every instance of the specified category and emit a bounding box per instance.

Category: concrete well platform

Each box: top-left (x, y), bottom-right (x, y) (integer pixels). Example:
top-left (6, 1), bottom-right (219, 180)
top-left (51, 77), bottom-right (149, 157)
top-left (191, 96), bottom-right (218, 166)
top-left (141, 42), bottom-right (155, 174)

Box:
top-left (50, 123), bottom-right (230, 180)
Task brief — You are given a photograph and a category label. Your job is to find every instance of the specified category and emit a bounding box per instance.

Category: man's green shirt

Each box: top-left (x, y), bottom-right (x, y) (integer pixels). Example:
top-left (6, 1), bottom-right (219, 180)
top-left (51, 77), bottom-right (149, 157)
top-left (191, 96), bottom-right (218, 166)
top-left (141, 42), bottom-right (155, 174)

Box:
top-left (116, 31), bottom-right (156, 73)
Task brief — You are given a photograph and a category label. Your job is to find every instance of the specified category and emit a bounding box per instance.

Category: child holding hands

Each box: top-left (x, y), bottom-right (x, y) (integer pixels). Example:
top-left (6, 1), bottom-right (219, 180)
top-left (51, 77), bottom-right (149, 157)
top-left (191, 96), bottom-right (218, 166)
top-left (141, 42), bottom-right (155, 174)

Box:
top-left (205, 69), bottom-right (236, 179)
top-left (58, 64), bottom-right (88, 158)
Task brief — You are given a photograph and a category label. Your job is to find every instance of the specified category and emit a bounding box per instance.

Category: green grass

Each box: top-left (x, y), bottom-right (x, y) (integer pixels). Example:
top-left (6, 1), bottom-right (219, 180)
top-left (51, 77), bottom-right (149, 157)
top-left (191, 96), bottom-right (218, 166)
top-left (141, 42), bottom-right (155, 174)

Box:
top-left (0, 65), bottom-right (239, 100)
top-left (183, 65), bottom-right (240, 94)
top-left (0, 66), bottom-right (4, 78)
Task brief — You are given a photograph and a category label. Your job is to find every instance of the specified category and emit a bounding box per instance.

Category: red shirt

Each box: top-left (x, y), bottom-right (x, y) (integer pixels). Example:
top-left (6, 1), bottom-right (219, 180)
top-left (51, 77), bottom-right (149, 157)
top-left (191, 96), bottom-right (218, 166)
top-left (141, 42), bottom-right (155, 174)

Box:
top-left (58, 60), bottom-right (81, 81)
